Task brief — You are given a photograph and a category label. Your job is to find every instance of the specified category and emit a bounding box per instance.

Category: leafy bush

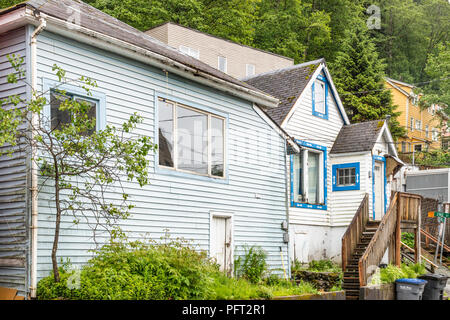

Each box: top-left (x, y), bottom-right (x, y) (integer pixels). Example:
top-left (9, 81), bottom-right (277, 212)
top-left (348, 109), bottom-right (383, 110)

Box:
top-left (401, 232), bottom-right (415, 248)
top-left (37, 239), bottom-right (219, 300)
top-left (37, 240), bottom-right (319, 300)
top-left (291, 259), bottom-right (341, 273)
top-left (373, 263), bottom-right (427, 284)
top-left (234, 245), bottom-right (268, 284)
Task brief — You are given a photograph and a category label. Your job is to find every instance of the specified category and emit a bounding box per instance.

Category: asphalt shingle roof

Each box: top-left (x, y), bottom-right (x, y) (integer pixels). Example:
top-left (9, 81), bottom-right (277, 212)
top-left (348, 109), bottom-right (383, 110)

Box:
top-left (330, 120), bottom-right (386, 154)
top-left (3, 0), bottom-right (265, 95)
top-left (244, 59), bottom-right (324, 125)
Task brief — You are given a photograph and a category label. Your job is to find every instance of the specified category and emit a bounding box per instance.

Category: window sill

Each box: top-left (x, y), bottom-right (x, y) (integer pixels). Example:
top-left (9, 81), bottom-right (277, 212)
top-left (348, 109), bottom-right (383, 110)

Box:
top-left (291, 202), bottom-right (327, 210)
top-left (156, 165), bottom-right (229, 184)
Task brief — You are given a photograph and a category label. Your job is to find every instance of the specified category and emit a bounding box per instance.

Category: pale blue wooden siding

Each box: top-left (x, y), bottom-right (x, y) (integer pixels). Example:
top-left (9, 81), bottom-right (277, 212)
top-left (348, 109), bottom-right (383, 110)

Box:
top-left (0, 27), bottom-right (30, 296)
top-left (35, 31), bottom-right (288, 279)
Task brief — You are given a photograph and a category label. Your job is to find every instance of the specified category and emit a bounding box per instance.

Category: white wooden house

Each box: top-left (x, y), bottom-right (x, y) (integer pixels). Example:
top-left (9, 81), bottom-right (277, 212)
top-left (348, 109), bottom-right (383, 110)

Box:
top-left (245, 60), bottom-right (403, 263)
top-left (0, 0), bottom-right (299, 297)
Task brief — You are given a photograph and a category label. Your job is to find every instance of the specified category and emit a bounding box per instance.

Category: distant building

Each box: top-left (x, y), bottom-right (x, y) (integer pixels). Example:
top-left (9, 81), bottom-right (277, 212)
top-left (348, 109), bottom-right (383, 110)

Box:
top-left (146, 22), bottom-right (294, 79)
top-left (385, 78), bottom-right (444, 153)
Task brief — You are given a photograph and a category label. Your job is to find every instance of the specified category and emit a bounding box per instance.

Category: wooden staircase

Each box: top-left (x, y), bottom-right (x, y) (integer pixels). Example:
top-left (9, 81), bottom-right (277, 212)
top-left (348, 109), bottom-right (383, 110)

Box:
top-left (343, 221), bottom-right (380, 299)
top-left (342, 192), bottom-right (422, 300)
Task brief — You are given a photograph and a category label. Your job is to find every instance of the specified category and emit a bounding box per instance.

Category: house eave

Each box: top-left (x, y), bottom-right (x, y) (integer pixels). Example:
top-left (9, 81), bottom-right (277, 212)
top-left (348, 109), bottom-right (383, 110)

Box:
top-left (1, 6), bottom-right (279, 109)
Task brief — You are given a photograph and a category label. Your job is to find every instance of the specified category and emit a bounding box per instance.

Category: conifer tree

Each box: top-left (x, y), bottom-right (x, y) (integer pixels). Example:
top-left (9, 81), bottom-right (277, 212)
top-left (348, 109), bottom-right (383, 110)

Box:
top-left (331, 24), bottom-right (405, 139)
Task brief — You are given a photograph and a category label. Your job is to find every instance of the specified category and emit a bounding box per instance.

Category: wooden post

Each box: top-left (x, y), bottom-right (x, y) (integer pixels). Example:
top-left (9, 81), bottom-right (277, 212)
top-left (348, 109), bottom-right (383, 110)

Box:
top-left (395, 195), bottom-right (402, 266)
top-left (425, 226), bottom-right (429, 248)
top-left (415, 200), bottom-right (421, 263)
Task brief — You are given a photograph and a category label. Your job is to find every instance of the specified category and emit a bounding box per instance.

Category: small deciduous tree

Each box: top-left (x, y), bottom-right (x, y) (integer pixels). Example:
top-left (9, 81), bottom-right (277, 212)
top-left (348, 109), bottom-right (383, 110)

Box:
top-left (1, 55), bottom-right (156, 282)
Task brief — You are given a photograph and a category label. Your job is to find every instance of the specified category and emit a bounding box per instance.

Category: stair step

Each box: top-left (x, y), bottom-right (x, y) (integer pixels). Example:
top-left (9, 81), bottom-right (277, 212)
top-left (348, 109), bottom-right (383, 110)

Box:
top-left (346, 296), bottom-right (359, 300)
top-left (345, 289), bottom-right (360, 296)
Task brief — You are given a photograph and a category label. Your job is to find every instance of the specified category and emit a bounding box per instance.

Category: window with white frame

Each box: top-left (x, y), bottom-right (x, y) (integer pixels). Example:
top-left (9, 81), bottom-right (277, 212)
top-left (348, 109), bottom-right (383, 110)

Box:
top-left (292, 147), bottom-right (325, 206)
top-left (432, 128), bottom-right (439, 142)
top-left (425, 125), bottom-right (429, 138)
top-left (416, 120), bottom-right (421, 131)
top-left (246, 64), bottom-right (255, 77)
top-left (179, 45), bottom-right (199, 59)
top-left (410, 117), bottom-right (414, 131)
top-left (50, 90), bottom-right (98, 136)
top-left (158, 98), bottom-right (225, 178)
top-left (218, 56), bottom-right (227, 73)
top-left (414, 144), bottom-right (422, 152)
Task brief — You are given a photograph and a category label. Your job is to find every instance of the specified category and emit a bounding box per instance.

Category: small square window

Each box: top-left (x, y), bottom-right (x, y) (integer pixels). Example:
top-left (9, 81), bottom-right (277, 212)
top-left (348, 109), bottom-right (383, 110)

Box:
top-left (332, 162), bottom-right (360, 191)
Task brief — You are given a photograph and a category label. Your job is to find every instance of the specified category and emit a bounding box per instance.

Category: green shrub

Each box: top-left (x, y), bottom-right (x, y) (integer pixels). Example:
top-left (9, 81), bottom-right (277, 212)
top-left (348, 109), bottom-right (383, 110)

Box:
top-left (401, 232), bottom-right (415, 248)
top-left (37, 239), bottom-right (219, 300)
top-left (37, 239), bottom-right (319, 300)
top-left (377, 263), bottom-right (427, 284)
top-left (234, 245), bottom-right (268, 284)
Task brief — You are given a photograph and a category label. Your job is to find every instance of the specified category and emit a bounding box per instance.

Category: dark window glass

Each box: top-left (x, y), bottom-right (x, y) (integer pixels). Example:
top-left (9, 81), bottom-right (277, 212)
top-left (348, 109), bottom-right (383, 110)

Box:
top-left (76, 98), bottom-right (97, 136)
top-left (158, 101), bottom-right (174, 167)
top-left (50, 91), bottom-right (71, 131)
top-left (211, 116), bottom-right (224, 177)
top-left (337, 167), bottom-right (356, 186)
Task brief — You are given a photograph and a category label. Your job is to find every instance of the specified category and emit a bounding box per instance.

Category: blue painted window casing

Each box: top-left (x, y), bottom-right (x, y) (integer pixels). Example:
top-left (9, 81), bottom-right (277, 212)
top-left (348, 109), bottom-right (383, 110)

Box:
top-left (332, 162), bottom-right (360, 191)
top-left (372, 155), bottom-right (387, 219)
top-left (290, 140), bottom-right (327, 210)
top-left (155, 91), bottom-right (229, 184)
top-left (42, 78), bottom-right (106, 132)
top-left (312, 74), bottom-right (328, 120)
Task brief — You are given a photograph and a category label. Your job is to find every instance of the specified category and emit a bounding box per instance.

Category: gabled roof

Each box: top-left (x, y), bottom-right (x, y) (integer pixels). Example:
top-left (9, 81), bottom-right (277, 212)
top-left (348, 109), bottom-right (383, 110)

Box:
top-left (385, 78), bottom-right (414, 97)
top-left (0, 0), bottom-right (277, 107)
top-left (330, 120), bottom-right (387, 154)
top-left (244, 59), bottom-right (324, 125)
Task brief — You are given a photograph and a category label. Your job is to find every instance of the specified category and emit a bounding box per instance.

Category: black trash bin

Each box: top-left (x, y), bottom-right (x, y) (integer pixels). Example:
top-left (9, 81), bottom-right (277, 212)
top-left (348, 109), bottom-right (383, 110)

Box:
top-left (395, 278), bottom-right (427, 300)
top-left (418, 274), bottom-right (449, 300)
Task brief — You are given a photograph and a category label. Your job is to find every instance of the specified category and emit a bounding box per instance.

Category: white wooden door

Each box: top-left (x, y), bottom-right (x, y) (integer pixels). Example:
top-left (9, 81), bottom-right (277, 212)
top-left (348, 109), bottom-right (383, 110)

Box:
top-left (293, 232), bottom-right (309, 263)
top-left (211, 216), bottom-right (232, 274)
top-left (374, 161), bottom-right (384, 220)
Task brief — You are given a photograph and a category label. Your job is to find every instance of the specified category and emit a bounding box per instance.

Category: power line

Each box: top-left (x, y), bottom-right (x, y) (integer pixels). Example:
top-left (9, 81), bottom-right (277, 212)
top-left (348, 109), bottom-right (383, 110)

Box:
top-left (340, 77), bottom-right (450, 96)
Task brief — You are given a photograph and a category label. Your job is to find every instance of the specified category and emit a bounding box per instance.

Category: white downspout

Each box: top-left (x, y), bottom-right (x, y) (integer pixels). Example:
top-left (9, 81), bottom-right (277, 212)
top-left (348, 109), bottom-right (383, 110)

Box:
top-left (29, 16), bottom-right (46, 299)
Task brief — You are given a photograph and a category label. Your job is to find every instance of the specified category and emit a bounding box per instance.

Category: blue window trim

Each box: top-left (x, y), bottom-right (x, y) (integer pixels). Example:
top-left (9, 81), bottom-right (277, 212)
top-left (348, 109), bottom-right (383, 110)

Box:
top-left (42, 78), bottom-right (106, 131)
top-left (372, 155), bottom-right (387, 219)
top-left (154, 91), bottom-right (230, 184)
top-left (332, 162), bottom-right (360, 191)
top-left (290, 140), bottom-right (327, 210)
top-left (312, 74), bottom-right (328, 120)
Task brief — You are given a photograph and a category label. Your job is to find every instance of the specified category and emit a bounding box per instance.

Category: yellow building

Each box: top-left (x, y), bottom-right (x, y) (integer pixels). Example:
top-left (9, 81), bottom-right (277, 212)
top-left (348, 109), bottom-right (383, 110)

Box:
top-left (385, 78), bottom-right (443, 153)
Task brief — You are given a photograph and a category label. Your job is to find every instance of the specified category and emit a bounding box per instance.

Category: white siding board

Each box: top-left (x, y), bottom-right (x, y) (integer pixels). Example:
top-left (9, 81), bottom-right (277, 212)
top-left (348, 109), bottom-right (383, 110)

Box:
top-left (35, 31), bottom-right (288, 279)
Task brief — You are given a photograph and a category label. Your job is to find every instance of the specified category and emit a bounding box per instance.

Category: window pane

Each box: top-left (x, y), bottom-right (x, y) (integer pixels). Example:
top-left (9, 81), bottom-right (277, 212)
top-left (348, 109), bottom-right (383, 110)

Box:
top-left (315, 80), bottom-right (325, 114)
top-left (218, 56), bottom-right (227, 73)
top-left (308, 152), bottom-right (320, 204)
top-left (211, 116), bottom-right (224, 177)
top-left (293, 152), bottom-right (303, 202)
top-left (158, 100), bottom-right (174, 167)
top-left (177, 106), bottom-right (208, 174)
top-left (50, 91), bottom-right (71, 131)
top-left (76, 98), bottom-right (97, 136)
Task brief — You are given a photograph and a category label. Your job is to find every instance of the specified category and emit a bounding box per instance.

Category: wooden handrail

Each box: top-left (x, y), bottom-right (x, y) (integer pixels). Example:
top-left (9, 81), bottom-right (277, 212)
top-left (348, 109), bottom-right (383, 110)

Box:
top-left (421, 228), bottom-right (450, 252)
top-left (358, 192), bottom-right (422, 286)
top-left (342, 194), bottom-right (369, 271)
top-left (400, 241), bottom-right (439, 269)
top-left (359, 192), bottom-right (399, 286)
